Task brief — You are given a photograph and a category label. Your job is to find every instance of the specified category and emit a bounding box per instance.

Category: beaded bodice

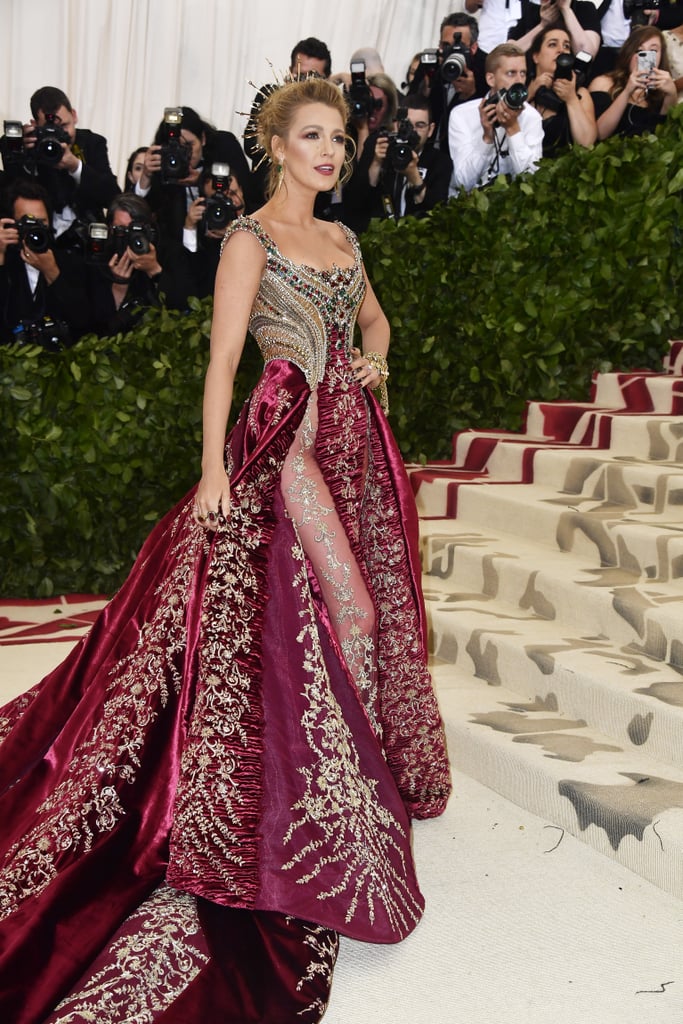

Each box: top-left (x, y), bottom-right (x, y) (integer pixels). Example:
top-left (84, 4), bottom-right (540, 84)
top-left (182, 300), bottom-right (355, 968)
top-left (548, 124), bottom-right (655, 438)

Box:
top-left (223, 216), bottom-right (366, 388)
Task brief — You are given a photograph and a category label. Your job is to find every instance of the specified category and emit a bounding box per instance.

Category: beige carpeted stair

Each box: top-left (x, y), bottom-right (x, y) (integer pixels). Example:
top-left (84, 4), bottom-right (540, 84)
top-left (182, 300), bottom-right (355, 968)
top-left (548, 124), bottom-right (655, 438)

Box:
top-left (412, 340), bottom-right (683, 898)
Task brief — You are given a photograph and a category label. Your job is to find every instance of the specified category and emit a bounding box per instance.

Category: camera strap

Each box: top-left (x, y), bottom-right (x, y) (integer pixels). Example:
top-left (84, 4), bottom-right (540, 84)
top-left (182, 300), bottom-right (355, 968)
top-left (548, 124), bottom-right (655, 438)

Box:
top-left (485, 128), bottom-right (509, 185)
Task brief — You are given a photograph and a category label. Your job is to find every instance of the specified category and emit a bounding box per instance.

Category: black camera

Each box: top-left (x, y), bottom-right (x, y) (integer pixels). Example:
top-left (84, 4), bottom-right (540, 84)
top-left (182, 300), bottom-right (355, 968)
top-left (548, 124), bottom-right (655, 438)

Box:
top-left (382, 108), bottom-right (420, 173)
top-left (84, 220), bottom-right (156, 265)
top-left (12, 315), bottom-right (71, 352)
top-left (2, 120), bottom-right (25, 166)
top-left (440, 34), bottom-right (472, 84)
top-left (486, 82), bottom-right (528, 112)
top-left (347, 60), bottom-right (377, 120)
top-left (623, 0), bottom-right (659, 23)
top-left (408, 49), bottom-right (440, 92)
top-left (536, 50), bottom-right (593, 111)
top-left (203, 163), bottom-right (238, 233)
top-left (159, 107), bottom-right (191, 184)
top-left (84, 222), bottom-right (110, 265)
top-left (32, 113), bottom-right (71, 166)
top-left (110, 221), bottom-right (156, 258)
top-left (553, 52), bottom-right (575, 81)
top-left (10, 214), bottom-right (53, 254)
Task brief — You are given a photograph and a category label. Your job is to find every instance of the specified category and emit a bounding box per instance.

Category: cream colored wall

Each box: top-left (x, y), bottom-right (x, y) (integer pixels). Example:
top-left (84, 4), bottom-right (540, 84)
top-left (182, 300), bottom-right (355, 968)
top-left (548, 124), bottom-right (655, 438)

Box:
top-left (0, 0), bottom-right (451, 188)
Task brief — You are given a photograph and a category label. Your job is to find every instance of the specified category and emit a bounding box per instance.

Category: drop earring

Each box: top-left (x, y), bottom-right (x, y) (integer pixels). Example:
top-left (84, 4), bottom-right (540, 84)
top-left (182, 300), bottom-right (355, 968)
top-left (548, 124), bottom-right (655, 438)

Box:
top-left (277, 159), bottom-right (285, 194)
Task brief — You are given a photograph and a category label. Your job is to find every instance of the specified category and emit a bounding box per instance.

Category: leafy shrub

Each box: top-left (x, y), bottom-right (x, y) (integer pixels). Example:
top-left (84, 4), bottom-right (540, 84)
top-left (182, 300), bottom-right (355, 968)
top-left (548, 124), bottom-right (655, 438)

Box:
top-left (2, 108), bottom-right (682, 596)
top-left (0, 298), bottom-right (261, 597)
top-left (362, 105), bottom-right (683, 461)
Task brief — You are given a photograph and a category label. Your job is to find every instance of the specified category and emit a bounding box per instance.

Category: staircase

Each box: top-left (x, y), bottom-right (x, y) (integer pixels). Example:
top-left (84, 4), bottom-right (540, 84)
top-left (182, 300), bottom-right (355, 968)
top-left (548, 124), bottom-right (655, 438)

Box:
top-left (413, 340), bottom-right (683, 897)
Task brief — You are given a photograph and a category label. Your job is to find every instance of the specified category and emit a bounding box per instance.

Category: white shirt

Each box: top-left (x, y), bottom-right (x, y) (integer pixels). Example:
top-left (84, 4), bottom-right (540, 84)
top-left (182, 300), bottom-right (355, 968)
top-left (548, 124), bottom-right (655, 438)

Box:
top-left (448, 96), bottom-right (543, 194)
top-left (599, 0), bottom-right (630, 49)
top-left (477, 0), bottom-right (523, 54)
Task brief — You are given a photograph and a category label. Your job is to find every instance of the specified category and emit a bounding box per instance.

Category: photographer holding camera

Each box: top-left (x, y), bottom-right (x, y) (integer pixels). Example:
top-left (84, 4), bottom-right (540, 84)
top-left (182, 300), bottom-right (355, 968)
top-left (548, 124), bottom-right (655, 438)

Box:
top-left (0, 179), bottom-right (91, 348)
top-left (0, 87), bottom-right (119, 251)
top-left (343, 95), bottom-right (452, 231)
top-left (409, 14), bottom-right (488, 155)
top-left (87, 193), bottom-right (189, 336)
top-left (448, 42), bottom-right (543, 192)
top-left (135, 107), bottom-right (252, 269)
top-left (527, 25), bottom-right (597, 154)
top-left (342, 68), bottom-right (401, 231)
top-left (183, 164), bottom-right (250, 298)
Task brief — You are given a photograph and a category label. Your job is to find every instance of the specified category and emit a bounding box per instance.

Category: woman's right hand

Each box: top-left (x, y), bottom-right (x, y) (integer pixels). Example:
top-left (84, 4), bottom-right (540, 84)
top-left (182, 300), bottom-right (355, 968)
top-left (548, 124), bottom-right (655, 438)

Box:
top-left (184, 197), bottom-right (205, 231)
top-left (627, 66), bottom-right (649, 99)
top-left (528, 72), bottom-right (554, 102)
top-left (139, 145), bottom-right (162, 189)
top-left (194, 468), bottom-right (231, 530)
top-left (109, 249), bottom-right (134, 282)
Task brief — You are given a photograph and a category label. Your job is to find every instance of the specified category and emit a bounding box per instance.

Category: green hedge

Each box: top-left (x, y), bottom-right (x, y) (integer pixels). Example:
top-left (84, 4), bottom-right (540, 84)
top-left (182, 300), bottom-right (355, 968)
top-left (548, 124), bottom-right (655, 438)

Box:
top-left (0, 299), bottom-right (262, 597)
top-left (361, 104), bottom-right (683, 461)
top-left (2, 107), bottom-right (682, 597)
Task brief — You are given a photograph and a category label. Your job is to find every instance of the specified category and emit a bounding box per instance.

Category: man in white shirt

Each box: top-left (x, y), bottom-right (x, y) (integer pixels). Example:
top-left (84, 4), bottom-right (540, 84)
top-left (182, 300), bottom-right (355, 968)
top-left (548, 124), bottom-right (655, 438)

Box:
top-left (448, 42), bottom-right (543, 193)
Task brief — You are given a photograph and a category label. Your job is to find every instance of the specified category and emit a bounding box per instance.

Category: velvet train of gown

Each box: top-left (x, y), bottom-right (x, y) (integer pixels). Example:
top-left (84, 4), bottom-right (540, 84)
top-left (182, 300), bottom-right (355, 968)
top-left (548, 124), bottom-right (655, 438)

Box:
top-left (0, 216), bottom-right (451, 1023)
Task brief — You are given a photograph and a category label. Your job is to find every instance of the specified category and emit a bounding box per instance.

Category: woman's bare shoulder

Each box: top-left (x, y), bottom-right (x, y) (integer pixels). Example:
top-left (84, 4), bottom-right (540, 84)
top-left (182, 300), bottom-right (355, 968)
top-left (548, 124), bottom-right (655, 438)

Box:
top-left (589, 74), bottom-right (613, 92)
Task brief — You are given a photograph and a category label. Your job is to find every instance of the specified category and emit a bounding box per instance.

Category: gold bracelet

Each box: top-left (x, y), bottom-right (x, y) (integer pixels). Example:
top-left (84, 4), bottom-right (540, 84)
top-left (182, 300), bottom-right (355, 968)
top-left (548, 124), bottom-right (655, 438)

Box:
top-left (365, 351), bottom-right (389, 414)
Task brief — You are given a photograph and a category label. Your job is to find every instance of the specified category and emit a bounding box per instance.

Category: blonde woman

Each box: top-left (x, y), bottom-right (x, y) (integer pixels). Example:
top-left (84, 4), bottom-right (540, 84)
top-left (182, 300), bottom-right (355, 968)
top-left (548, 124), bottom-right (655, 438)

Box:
top-left (0, 77), bottom-right (450, 1024)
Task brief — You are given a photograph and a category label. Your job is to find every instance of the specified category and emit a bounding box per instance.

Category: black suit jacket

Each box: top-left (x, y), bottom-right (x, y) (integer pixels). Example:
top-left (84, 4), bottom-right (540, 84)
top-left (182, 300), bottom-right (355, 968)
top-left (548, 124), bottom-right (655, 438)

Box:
top-left (0, 246), bottom-right (92, 345)
top-left (1, 127), bottom-right (119, 223)
top-left (143, 131), bottom-right (253, 247)
top-left (343, 135), bottom-right (453, 234)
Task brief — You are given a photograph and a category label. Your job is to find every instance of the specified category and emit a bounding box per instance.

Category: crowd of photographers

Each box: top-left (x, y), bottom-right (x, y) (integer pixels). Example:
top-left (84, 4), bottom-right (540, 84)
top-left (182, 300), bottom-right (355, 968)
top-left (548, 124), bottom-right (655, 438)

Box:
top-left (1, 5), bottom-right (682, 351)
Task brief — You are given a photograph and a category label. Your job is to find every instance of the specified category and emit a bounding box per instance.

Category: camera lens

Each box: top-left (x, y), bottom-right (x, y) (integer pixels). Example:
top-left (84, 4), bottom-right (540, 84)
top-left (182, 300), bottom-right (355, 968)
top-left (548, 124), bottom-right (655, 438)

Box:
top-left (503, 83), bottom-right (528, 110)
top-left (554, 53), bottom-right (574, 80)
top-left (37, 137), bottom-right (63, 165)
top-left (129, 234), bottom-right (149, 255)
top-left (441, 52), bottom-right (467, 83)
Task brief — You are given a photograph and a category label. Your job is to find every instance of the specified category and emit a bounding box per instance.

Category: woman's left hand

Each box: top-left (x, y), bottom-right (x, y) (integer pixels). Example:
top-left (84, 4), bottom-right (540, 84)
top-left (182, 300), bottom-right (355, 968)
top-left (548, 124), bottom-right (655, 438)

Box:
top-left (648, 67), bottom-right (677, 101)
top-left (351, 347), bottom-right (382, 389)
top-left (553, 73), bottom-right (578, 103)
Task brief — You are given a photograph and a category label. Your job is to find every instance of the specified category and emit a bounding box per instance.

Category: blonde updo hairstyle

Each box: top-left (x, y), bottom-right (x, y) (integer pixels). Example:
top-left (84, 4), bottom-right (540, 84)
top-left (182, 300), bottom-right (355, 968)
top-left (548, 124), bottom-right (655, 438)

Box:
top-left (257, 77), bottom-right (354, 199)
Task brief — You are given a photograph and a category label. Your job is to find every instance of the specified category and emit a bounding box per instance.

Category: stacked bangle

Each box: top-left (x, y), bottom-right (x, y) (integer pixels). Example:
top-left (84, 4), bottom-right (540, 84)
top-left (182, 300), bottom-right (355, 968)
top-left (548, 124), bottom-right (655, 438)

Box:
top-left (365, 351), bottom-right (390, 414)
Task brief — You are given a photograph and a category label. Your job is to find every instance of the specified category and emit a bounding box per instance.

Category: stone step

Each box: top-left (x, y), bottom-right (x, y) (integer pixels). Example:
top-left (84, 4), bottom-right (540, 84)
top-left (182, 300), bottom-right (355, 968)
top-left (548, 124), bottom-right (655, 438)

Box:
top-left (591, 370), bottom-right (683, 412)
top-left (454, 482), bottom-right (683, 580)
top-left (420, 519), bottom-right (683, 663)
top-left (451, 414), bottom-right (683, 473)
top-left (524, 452), bottom-right (683, 508)
top-left (427, 587), bottom-right (683, 769)
top-left (435, 673), bottom-right (683, 899)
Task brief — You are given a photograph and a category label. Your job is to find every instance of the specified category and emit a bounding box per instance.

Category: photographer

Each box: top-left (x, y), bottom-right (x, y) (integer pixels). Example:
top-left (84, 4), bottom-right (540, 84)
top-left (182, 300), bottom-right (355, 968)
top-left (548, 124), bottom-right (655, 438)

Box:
top-left (589, 25), bottom-right (677, 136)
top-left (0, 180), bottom-right (91, 348)
top-left (183, 165), bottom-right (250, 298)
top-left (409, 14), bottom-right (488, 155)
top-left (245, 36), bottom-right (333, 204)
top-left (350, 72), bottom-right (400, 161)
top-left (124, 147), bottom-right (149, 191)
top-left (135, 106), bottom-right (252, 261)
top-left (343, 70), bottom-right (400, 232)
top-left (343, 95), bottom-right (452, 232)
top-left (527, 25), bottom-right (597, 154)
top-left (88, 193), bottom-right (189, 336)
top-left (448, 42), bottom-right (543, 192)
top-left (510, 0), bottom-right (602, 61)
top-left (0, 86), bottom-right (118, 251)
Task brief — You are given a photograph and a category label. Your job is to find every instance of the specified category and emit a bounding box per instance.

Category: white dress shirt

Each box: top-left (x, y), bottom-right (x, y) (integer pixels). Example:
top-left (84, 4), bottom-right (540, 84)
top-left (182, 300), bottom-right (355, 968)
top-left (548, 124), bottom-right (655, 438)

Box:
top-left (448, 96), bottom-right (543, 194)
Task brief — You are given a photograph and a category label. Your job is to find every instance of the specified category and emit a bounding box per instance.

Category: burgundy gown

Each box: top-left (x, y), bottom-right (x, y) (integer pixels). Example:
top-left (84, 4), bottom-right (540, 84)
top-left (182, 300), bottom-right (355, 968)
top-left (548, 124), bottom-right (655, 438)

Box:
top-left (0, 216), bottom-right (451, 1023)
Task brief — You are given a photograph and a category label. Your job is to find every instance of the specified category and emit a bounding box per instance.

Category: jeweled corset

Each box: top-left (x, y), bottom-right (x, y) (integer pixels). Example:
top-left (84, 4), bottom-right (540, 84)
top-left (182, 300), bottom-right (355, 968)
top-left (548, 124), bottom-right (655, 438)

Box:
top-left (223, 217), bottom-right (366, 388)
